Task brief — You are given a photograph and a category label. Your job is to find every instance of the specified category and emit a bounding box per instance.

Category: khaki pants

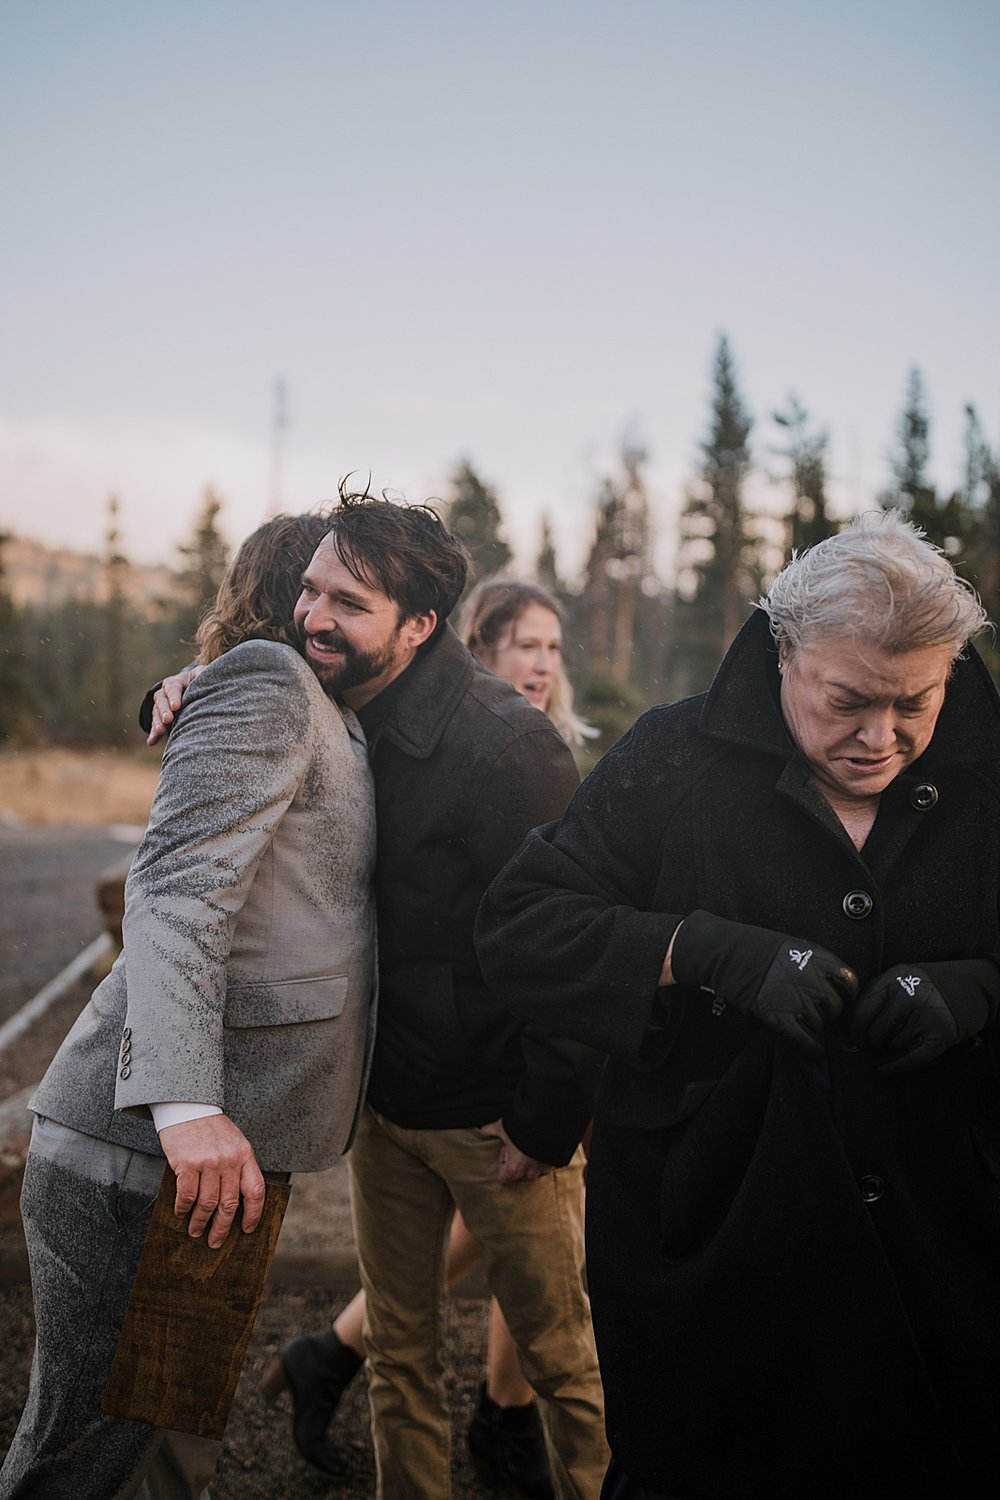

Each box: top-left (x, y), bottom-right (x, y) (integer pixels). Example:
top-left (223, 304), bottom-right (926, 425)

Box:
top-left (349, 1106), bottom-right (609, 1500)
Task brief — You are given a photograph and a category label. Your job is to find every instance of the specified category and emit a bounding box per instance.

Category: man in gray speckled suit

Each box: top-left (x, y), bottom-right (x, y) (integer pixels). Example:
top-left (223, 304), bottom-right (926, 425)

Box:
top-left (0, 515), bottom-right (377, 1500)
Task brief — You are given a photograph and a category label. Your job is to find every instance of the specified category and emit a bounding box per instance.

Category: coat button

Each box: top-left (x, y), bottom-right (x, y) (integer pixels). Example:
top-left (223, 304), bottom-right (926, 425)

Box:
top-left (910, 783), bottom-right (938, 810)
top-left (122, 1027), bottom-right (131, 1040)
top-left (843, 890), bottom-right (873, 920)
top-left (860, 1174), bottom-right (884, 1202)
top-left (120, 1064), bottom-right (131, 1080)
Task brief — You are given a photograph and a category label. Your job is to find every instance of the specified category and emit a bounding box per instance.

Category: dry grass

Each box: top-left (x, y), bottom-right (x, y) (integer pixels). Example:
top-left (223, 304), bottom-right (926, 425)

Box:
top-left (0, 748), bottom-right (161, 826)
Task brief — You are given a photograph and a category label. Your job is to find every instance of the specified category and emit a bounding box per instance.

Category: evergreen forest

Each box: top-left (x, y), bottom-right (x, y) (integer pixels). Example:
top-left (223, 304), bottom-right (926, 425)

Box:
top-left (3, 338), bottom-right (999, 766)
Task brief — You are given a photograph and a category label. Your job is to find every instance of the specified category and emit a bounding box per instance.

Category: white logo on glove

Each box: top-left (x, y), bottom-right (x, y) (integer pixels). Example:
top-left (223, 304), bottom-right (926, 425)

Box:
top-left (897, 974), bottom-right (921, 997)
top-left (788, 947), bottom-right (813, 971)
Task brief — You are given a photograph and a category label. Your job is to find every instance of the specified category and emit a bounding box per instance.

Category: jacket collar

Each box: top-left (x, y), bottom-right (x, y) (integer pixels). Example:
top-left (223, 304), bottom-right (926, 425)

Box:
top-left (698, 611), bottom-right (793, 755)
top-left (699, 607), bottom-right (1000, 770)
top-left (338, 703), bottom-right (369, 751)
top-left (363, 624), bottom-right (474, 760)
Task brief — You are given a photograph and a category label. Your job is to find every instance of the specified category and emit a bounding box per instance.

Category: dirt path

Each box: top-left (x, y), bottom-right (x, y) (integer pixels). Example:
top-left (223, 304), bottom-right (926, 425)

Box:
top-left (0, 822), bottom-right (135, 1024)
top-left (0, 1282), bottom-right (494, 1498)
top-left (0, 746), bottom-right (158, 1024)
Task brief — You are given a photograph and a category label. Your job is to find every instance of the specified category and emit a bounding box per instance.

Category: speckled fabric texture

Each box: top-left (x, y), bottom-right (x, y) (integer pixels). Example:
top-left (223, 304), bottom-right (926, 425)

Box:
top-left (31, 639), bottom-right (377, 1173)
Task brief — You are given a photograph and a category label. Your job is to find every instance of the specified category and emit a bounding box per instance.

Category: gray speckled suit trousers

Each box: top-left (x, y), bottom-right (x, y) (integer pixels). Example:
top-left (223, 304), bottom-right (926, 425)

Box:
top-left (0, 1117), bottom-right (219, 1500)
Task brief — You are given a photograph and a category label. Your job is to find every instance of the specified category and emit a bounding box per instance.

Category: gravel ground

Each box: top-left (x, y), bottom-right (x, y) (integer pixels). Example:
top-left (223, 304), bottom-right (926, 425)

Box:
top-left (0, 1282), bottom-right (496, 1499)
top-left (0, 1139), bottom-right (501, 1499)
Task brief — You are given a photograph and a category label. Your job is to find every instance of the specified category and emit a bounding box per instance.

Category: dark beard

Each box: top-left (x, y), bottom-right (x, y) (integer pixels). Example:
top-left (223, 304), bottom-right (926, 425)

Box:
top-left (301, 625), bottom-right (402, 696)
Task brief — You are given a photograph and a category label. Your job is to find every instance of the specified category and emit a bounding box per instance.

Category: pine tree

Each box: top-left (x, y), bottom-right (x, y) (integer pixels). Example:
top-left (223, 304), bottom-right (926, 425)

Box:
top-left (888, 368), bottom-right (932, 520)
top-left (581, 439), bottom-right (653, 681)
top-left (171, 487), bottom-right (230, 649)
top-left (772, 395), bottom-right (832, 555)
top-left (961, 405), bottom-right (1000, 677)
top-left (535, 513), bottom-right (562, 594)
top-left (979, 438), bottom-right (1000, 643)
top-left (575, 436), bottom-right (670, 718)
top-left (881, 368), bottom-right (966, 559)
top-left (582, 476), bottom-right (618, 670)
top-left (447, 459), bottom-right (512, 589)
top-left (962, 404), bottom-right (992, 516)
top-left (675, 336), bottom-right (757, 694)
top-left (611, 439), bottom-right (653, 682)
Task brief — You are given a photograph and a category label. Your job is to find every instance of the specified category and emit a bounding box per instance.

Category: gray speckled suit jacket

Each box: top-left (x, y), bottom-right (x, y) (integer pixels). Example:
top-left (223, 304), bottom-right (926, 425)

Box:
top-left (32, 640), bottom-right (377, 1173)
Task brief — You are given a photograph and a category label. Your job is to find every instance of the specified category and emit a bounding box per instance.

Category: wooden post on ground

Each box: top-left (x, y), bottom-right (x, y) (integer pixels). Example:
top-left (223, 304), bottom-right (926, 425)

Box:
top-left (103, 1167), bottom-right (290, 1438)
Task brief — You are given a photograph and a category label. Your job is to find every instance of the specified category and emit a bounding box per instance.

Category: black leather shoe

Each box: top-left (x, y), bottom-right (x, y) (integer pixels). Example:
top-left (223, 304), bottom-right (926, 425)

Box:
top-left (467, 1383), bottom-right (555, 1499)
top-left (261, 1328), bottom-right (363, 1477)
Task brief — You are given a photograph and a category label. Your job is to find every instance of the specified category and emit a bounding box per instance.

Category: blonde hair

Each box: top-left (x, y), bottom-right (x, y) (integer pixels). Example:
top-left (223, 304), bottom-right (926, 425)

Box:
top-left (459, 578), bottom-right (596, 752)
top-left (760, 509), bottom-right (988, 660)
top-left (196, 512), bottom-right (331, 663)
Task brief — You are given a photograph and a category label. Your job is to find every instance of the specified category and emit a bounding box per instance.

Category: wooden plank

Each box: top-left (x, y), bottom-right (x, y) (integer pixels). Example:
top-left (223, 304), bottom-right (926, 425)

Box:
top-left (102, 1166), bottom-right (290, 1438)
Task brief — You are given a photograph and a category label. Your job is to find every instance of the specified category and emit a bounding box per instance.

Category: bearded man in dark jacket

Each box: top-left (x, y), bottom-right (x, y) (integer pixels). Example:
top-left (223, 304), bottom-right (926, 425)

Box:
top-left (478, 510), bottom-right (1000, 1500)
top-left (147, 491), bottom-right (607, 1500)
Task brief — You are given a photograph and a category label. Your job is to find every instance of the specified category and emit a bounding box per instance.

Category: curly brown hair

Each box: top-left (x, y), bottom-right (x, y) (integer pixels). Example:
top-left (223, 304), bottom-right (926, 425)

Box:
top-left (322, 478), bottom-right (470, 625)
top-left (195, 511), bottom-right (332, 663)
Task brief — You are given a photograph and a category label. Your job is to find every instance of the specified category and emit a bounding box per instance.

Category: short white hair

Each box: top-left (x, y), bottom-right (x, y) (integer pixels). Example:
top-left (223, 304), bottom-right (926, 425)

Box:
top-left (759, 509), bottom-right (988, 660)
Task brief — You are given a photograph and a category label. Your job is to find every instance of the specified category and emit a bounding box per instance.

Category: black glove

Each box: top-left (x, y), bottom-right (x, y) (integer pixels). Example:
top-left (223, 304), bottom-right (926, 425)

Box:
top-left (851, 959), bottom-right (999, 1073)
top-left (671, 910), bottom-right (858, 1057)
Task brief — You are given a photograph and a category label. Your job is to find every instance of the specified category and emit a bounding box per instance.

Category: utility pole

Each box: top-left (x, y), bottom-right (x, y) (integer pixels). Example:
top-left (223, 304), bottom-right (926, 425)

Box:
top-left (268, 378), bottom-right (289, 515)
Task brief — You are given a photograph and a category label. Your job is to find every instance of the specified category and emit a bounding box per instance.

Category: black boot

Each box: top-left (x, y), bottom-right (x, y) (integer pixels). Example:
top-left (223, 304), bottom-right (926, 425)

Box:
top-left (261, 1328), bottom-right (363, 1476)
top-left (467, 1383), bottom-right (555, 1500)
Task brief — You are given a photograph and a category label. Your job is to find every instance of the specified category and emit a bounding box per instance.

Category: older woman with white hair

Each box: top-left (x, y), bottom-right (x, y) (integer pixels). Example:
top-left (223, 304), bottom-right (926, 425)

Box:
top-left (477, 510), bottom-right (1000, 1500)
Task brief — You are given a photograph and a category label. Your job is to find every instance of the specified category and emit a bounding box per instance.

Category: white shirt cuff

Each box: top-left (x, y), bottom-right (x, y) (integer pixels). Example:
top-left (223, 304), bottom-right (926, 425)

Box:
top-left (151, 1101), bottom-right (224, 1133)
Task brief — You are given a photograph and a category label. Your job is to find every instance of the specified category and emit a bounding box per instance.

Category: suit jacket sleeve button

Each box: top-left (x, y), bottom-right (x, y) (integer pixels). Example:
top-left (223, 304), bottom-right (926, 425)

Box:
top-left (119, 1064), bottom-right (131, 1080)
top-left (860, 1174), bottom-right (884, 1202)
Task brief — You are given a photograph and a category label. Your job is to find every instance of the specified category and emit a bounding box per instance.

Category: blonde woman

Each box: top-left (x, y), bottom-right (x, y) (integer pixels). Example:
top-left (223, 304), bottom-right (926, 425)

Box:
top-left (462, 578), bottom-right (595, 753)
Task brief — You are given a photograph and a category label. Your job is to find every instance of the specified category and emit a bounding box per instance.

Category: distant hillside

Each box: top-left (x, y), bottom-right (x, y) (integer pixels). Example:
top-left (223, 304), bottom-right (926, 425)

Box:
top-left (1, 534), bottom-right (183, 616)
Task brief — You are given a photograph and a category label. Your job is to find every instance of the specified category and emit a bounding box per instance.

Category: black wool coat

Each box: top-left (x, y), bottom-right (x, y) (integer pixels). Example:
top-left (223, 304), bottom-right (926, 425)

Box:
top-left (476, 611), bottom-right (1000, 1499)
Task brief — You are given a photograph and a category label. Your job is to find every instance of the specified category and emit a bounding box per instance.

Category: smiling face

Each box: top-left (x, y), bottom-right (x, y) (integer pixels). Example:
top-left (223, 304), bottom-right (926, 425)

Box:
top-left (778, 637), bottom-right (953, 806)
top-left (293, 538), bottom-right (436, 708)
top-left (484, 603), bottom-right (563, 712)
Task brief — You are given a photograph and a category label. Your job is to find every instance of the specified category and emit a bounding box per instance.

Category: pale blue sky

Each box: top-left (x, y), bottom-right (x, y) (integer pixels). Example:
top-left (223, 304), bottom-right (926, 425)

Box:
top-left (2, 0), bottom-right (997, 575)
